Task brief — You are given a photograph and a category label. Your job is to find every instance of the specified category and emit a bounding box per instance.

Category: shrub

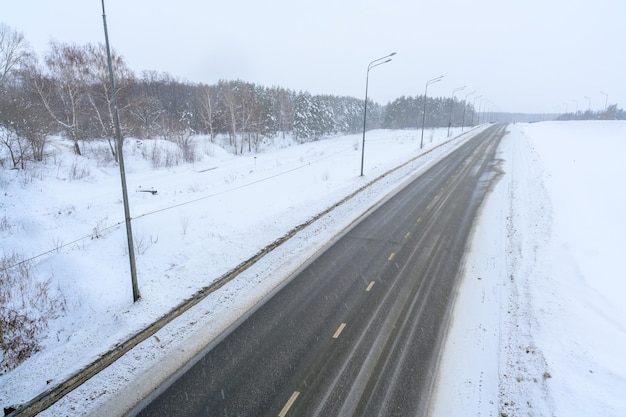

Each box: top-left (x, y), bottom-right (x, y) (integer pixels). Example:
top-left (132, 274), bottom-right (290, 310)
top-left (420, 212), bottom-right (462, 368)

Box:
top-left (0, 253), bottom-right (66, 375)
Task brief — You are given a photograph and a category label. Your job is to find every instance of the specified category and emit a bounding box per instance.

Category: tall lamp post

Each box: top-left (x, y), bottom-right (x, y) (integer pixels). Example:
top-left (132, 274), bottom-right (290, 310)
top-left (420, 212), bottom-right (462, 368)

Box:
top-left (447, 86), bottom-right (465, 137)
top-left (101, 0), bottom-right (140, 302)
top-left (360, 52), bottom-right (395, 176)
top-left (461, 90), bottom-right (475, 131)
top-left (571, 99), bottom-right (579, 119)
top-left (485, 101), bottom-right (494, 123)
top-left (478, 97), bottom-right (487, 124)
top-left (472, 94), bottom-right (482, 126)
top-left (420, 75), bottom-right (444, 149)
top-left (600, 91), bottom-right (608, 111)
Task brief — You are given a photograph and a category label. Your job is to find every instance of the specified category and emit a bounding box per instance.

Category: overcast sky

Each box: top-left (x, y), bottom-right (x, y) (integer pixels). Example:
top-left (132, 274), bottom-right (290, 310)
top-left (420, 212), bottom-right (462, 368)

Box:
top-left (3, 0), bottom-right (624, 113)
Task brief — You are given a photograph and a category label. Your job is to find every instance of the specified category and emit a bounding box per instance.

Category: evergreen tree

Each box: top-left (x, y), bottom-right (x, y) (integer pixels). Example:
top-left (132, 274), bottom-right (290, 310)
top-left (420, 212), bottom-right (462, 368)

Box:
top-left (293, 91), bottom-right (313, 142)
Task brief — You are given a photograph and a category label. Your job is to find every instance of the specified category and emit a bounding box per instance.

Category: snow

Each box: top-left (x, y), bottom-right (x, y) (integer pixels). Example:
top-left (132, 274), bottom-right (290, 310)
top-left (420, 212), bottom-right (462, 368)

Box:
top-left (431, 121), bottom-right (626, 416)
top-left (1, 126), bottom-right (475, 414)
top-left (1, 121), bottom-right (625, 416)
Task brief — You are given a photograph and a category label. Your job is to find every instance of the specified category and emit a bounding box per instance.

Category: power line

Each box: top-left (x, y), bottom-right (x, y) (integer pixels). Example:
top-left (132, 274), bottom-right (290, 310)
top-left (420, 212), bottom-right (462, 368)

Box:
top-left (1, 143), bottom-right (354, 274)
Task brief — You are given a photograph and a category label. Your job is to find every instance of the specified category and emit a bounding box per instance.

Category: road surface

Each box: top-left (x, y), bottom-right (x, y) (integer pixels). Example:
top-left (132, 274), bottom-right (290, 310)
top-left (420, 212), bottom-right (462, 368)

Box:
top-left (130, 124), bottom-right (506, 417)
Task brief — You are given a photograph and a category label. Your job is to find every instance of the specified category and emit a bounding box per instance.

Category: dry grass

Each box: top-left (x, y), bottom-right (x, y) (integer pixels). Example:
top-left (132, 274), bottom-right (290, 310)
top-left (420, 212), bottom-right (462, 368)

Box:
top-left (0, 252), bottom-right (67, 375)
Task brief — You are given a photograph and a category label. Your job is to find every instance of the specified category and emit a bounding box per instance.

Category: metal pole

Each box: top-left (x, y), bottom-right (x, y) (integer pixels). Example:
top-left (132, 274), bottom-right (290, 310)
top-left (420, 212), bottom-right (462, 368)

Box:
top-left (472, 94), bottom-right (481, 126)
top-left (600, 91), bottom-right (608, 111)
top-left (447, 86), bottom-right (465, 137)
top-left (420, 75), bottom-right (443, 149)
top-left (461, 90), bottom-right (475, 132)
top-left (360, 71), bottom-right (370, 177)
top-left (478, 98), bottom-right (487, 125)
top-left (584, 96), bottom-right (591, 113)
top-left (101, 0), bottom-right (140, 302)
top-left (360, 52), bottom-right (395, 176)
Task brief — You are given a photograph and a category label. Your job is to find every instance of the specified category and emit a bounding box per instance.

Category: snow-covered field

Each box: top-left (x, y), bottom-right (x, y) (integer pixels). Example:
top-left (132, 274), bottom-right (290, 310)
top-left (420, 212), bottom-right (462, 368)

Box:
top-left (431, 121), bottom-right (626, 416)
top-left (1, 121), bottom-right (625, 416)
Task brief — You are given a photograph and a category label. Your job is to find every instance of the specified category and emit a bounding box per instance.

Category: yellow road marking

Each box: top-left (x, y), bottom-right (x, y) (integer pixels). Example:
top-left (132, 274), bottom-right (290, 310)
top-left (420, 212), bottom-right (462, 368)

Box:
top-left (278, 391), bottom-right (300, 417)
top-left (388, 252), bottom-right (396, 261)
top-left (333, 323), bottom-right (347, 339)
top-left (416, 217), bottom-right (422, 224)
top-left (404, 232), bottom-right (411, 240)
top-left (365, 281), bottom-right (375, 292)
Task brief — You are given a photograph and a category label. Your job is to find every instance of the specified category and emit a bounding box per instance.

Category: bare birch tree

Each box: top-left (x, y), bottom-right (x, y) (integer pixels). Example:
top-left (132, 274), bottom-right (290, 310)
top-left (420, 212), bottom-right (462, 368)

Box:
top-left (82, 43), bottom-right (133, 161)
top-left (35, 42), bottom-right (90, 155)
top-left (0, 23), bottom-right (31, 87)
top-left (0, 23), bottom-right (37, 168)
top-left (198, 84), bottom-right (217, 142)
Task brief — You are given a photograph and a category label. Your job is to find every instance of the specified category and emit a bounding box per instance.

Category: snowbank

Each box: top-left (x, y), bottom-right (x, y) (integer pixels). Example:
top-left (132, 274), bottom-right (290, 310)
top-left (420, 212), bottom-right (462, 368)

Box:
top-left (432, 121), bottom-right (626, 416)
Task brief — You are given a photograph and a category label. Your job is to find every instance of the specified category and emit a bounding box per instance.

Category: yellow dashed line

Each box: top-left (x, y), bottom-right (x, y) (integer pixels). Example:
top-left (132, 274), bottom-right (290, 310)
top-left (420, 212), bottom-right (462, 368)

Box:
top-left (404, 232), bottom-right (411, 240)
top-left (416, 217), bottom-right (422, 224)
top-left (333, 323), bottom-right (347, 339)
top-left (278, 391), bottom-right (300, 417)
top-left (388, 252), bottom-right (396, 261)
top-left (365, 281), bottom-right (375, 292)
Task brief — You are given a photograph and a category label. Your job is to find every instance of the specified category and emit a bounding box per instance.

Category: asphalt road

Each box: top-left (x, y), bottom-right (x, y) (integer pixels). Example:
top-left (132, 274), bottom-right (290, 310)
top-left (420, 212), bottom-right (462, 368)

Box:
top-left (130, 124), bottom-right (506, 417)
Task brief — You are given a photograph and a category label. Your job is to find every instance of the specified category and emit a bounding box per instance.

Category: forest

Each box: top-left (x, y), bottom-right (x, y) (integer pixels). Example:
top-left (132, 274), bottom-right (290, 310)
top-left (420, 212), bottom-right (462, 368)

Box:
top-left (0, 23), bottom-right (481, 170)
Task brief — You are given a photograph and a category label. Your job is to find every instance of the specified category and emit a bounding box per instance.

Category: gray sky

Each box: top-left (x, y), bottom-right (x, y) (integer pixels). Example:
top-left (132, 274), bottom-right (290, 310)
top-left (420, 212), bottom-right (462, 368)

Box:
top-left (3, 0), bottom-right (624, 113)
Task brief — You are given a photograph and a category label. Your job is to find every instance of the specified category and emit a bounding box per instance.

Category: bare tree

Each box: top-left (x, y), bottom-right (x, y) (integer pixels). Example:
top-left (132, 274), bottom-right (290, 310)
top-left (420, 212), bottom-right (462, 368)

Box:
top-left (0, 23), bottom-right (31, 87)
top-left (0, 125), bottom-right (28, 169)
top-left (12, 64), bottom-right (53, 163)
top-left (35, 42), bottom-right (91, 155)
top-left (126, 71), bottom-right (166, 138)
top-left (198, 84), bottom-right (217, 142)
top-left (0, 23), bottom-right (37, 168)
top-left (82, 43), bottom-right (134, 161)
top-left (127, 94), bottom-right (163, 138)
top-left (219, 80), bottom-right (240, 152)
top-left (238, 82), bottom-right (258, 153)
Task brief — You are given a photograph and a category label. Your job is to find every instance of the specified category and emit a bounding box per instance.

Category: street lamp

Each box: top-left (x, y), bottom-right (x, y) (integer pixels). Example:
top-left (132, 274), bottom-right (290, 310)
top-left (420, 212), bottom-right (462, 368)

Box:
top-left (478, 97), bottom-right (487, 124)
top-left (584, 96), bottom-right (591, 113)
top-left (420, 75), bottom-right (444, 149)
top-left (472, 94), bottom-right (482, 126)
top-left (101, 0), bottom-right (140, 302)
top-left (360, 52), bottom-right (395, 176)
top-left (485, 101), bottom-right (494, 123)
top-left (600, 91), bottom-right (608, 111)
top-left (447, 86), bottom-right (465, 137)
top-left (461, 90), bottom-right (475, 132)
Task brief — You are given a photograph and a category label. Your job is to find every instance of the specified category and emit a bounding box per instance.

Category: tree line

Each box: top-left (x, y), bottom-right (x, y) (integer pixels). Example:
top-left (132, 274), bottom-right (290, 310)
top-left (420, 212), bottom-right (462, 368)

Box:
top-left (0, 23), bottom-right (477, 169)
top-left (556, 104), bottom-right (625, 121)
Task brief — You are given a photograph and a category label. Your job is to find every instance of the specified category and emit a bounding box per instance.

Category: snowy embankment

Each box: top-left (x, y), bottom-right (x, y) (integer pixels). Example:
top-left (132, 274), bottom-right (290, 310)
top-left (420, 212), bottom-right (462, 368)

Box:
top-left (1, 126), bottom-right (477, 415)
top-left (431, 121), bottom-right (626, 416)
